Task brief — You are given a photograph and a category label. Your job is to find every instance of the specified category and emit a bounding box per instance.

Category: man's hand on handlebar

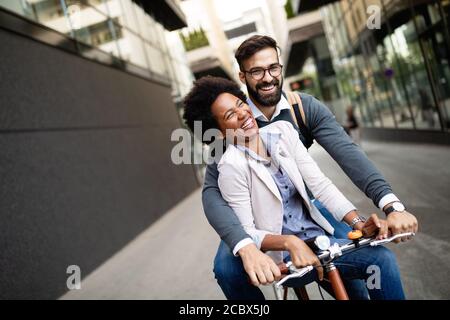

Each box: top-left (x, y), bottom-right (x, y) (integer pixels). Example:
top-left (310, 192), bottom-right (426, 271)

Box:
top-left (238, 243), bottom-right (282, 286)
top-left (386, 210), bottom-right (418, 243)
top-left (284, 235), bottom-right (324, 281)
top-left (353, 211), bottom-right (418, 243)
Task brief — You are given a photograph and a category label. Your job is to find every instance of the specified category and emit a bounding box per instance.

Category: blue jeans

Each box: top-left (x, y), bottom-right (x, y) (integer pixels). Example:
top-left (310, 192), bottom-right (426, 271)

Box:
top-left (213, 238), bottom-right (405, 300)
top-left (313, 199), bottom-right (352, 238)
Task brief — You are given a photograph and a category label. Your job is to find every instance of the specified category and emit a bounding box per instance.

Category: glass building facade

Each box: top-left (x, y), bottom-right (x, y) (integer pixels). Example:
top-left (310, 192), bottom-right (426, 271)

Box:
top-left (0, 0), bottom-right (206, 182)
top-left (0, 0), bottom-right (195, 102)
top-left (321, 0), bottom-right (450, 131)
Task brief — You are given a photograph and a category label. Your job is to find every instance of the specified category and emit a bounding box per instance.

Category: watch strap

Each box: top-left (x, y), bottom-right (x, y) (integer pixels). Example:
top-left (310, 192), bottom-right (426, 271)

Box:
top-left (350, 216), bottom-right (366, 229)
top-left (383, 202), bottom-right (406, 216)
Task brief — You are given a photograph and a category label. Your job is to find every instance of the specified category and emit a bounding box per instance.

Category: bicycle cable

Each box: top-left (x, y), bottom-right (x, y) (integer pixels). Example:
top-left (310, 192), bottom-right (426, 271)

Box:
top-left (317, 282), bottom-right (325, 300)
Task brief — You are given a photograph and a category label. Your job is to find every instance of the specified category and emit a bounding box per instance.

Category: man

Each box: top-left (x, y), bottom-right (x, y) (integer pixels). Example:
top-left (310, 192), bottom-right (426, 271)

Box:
top-left (202, 35), bottom-right (418, 299)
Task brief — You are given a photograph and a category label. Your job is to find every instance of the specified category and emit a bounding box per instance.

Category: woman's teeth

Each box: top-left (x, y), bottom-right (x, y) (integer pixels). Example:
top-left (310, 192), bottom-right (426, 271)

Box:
top-left (241, 118), bottom-right (254, 130)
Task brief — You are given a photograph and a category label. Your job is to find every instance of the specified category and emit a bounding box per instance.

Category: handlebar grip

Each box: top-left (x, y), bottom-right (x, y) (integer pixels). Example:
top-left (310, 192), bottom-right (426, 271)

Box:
top-left (304, 237), bottom-right (318, 251)
top-left (246, 263), bottom-right (290, 284)
top-left (277, 263), bottom-right (289, 274)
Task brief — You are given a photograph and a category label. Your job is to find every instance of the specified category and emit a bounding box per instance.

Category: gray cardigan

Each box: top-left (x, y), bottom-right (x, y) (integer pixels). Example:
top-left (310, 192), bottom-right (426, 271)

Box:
top-left (202, 92), bottom-right (393, 250)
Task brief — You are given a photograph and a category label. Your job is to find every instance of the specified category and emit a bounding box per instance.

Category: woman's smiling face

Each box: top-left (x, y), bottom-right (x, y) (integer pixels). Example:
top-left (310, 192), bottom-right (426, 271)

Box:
top-left (211, 92), bottom-right (259, 144)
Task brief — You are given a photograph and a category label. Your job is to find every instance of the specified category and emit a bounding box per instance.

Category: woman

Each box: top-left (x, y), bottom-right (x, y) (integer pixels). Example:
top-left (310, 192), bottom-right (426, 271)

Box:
top-left (183, 76), bottom-right (405, 300)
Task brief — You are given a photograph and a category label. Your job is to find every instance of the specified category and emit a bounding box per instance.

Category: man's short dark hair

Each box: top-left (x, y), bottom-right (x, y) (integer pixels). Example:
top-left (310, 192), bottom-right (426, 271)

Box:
top-left (183, 76), bottom-right (247, 144)
top-left (235, 35), bottom-right (279, 71)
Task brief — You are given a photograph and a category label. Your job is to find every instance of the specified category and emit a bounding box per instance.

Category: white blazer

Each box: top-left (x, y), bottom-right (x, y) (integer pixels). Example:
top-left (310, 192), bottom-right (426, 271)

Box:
top-left (218, 121), bottom-right (356, 263)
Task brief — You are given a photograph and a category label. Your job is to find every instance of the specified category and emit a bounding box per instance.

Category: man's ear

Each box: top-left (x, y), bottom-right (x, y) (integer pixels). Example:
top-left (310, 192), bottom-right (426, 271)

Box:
top-left (238, 71), bottom-right (246, 85)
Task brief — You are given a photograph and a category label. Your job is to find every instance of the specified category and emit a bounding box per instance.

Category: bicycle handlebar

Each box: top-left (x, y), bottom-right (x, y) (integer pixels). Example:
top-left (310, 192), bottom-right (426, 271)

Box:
top-left (316, 232), bottom-right (415, 262)
top-left (275, 232), bottom-right (415, 287)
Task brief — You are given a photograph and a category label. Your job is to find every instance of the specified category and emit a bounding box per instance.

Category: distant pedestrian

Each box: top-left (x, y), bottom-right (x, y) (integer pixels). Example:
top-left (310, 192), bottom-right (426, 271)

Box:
top-left (344, 105), bottom-right (360, 145)
top-left (419, 88), bottom-right (435, 128)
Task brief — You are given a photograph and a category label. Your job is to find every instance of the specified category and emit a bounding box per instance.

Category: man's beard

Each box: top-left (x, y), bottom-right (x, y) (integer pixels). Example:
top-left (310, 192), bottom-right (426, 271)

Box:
top-left (246, 78), bottom-right (283, 107)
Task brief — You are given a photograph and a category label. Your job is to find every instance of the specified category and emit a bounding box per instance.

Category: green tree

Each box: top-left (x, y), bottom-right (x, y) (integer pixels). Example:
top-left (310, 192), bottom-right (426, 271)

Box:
top-left (284, 0), bottom-right (295, 19)
top-left (179, 28), bottom-right (209, 51)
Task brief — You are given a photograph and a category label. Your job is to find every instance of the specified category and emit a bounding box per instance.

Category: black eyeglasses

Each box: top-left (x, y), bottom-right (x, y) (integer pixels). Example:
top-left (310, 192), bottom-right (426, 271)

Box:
top-left (242, 64), bottom-right (283, 80)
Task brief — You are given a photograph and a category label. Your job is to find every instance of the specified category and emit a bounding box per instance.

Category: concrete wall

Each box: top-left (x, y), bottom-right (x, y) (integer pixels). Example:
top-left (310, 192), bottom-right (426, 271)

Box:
top-left (0, 28), bottom-right (198, 299)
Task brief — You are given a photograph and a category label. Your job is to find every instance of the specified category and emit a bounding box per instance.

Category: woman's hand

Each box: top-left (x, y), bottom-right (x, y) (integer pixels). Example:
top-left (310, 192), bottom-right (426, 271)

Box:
top-left (355, 213), bottom-right (389, 240)
top-left (238, 243), bottom-right (282, 286)
top-left (284, 235), bottom-right (324, 281)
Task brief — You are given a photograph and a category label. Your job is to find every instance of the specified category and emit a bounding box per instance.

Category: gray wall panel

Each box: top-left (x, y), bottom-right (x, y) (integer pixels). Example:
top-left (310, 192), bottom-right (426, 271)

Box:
top-left (0, 28), bottom-right (198, 299)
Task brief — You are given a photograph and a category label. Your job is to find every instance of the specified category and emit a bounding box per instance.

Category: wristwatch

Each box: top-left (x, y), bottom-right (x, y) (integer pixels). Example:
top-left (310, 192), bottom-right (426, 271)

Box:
top-left (350, 216), bottom-right (366, 229)
top-left (384, 201), bottom-right (406, 216)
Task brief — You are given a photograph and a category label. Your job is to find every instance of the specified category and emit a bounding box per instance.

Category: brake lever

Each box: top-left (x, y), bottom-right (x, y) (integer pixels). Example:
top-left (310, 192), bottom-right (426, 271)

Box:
top-left (370, 232), bottom-right (415, 246)
top-left (275, 265), bottom-right (314, 288)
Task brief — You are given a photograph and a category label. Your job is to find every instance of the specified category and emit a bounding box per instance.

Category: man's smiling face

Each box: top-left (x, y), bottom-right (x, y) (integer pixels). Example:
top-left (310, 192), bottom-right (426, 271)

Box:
top-left (239, 47), bottom-right (283, 108)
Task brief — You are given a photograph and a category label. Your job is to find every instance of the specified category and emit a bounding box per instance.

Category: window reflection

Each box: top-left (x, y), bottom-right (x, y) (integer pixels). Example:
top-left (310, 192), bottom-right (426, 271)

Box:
top-left (0, 0), bottom-right (38, 21)
top-left (0, 0), bottom-right (192, 100)
top-left (322, 0), bottom-right (449, 131)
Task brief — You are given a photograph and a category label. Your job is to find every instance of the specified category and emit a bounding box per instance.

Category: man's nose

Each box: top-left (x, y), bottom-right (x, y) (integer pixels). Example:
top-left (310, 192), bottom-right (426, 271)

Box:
top-left (261, 69), bottom-right (274, 83)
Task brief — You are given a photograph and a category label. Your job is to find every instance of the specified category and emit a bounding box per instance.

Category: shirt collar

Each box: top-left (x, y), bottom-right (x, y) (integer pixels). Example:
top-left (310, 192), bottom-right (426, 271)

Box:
top-left (235, 131), bottom-right (282, 164)
top-left (246, 94), bottom-right (291, 122)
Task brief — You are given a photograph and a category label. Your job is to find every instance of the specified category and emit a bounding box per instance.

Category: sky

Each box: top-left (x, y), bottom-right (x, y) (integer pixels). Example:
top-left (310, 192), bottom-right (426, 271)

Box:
top-left (180, 0), bottom-right (287, 27)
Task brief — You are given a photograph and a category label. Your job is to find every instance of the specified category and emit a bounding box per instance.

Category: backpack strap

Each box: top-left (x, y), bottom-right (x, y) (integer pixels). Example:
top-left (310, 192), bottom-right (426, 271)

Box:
top-left (286, 91), bottom-right (306, 126)
top-left (286, 91), bottom-right (314, 148)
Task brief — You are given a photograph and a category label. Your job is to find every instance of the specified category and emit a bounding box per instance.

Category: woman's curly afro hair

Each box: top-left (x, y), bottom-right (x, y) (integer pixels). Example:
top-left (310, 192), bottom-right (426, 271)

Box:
top-left (183, 76), bottom-right (247, 144)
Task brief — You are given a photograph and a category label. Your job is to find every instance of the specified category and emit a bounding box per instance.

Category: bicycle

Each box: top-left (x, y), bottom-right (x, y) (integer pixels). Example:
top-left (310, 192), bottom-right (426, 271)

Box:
top-left (273, 231), bottom-right (415, 300)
